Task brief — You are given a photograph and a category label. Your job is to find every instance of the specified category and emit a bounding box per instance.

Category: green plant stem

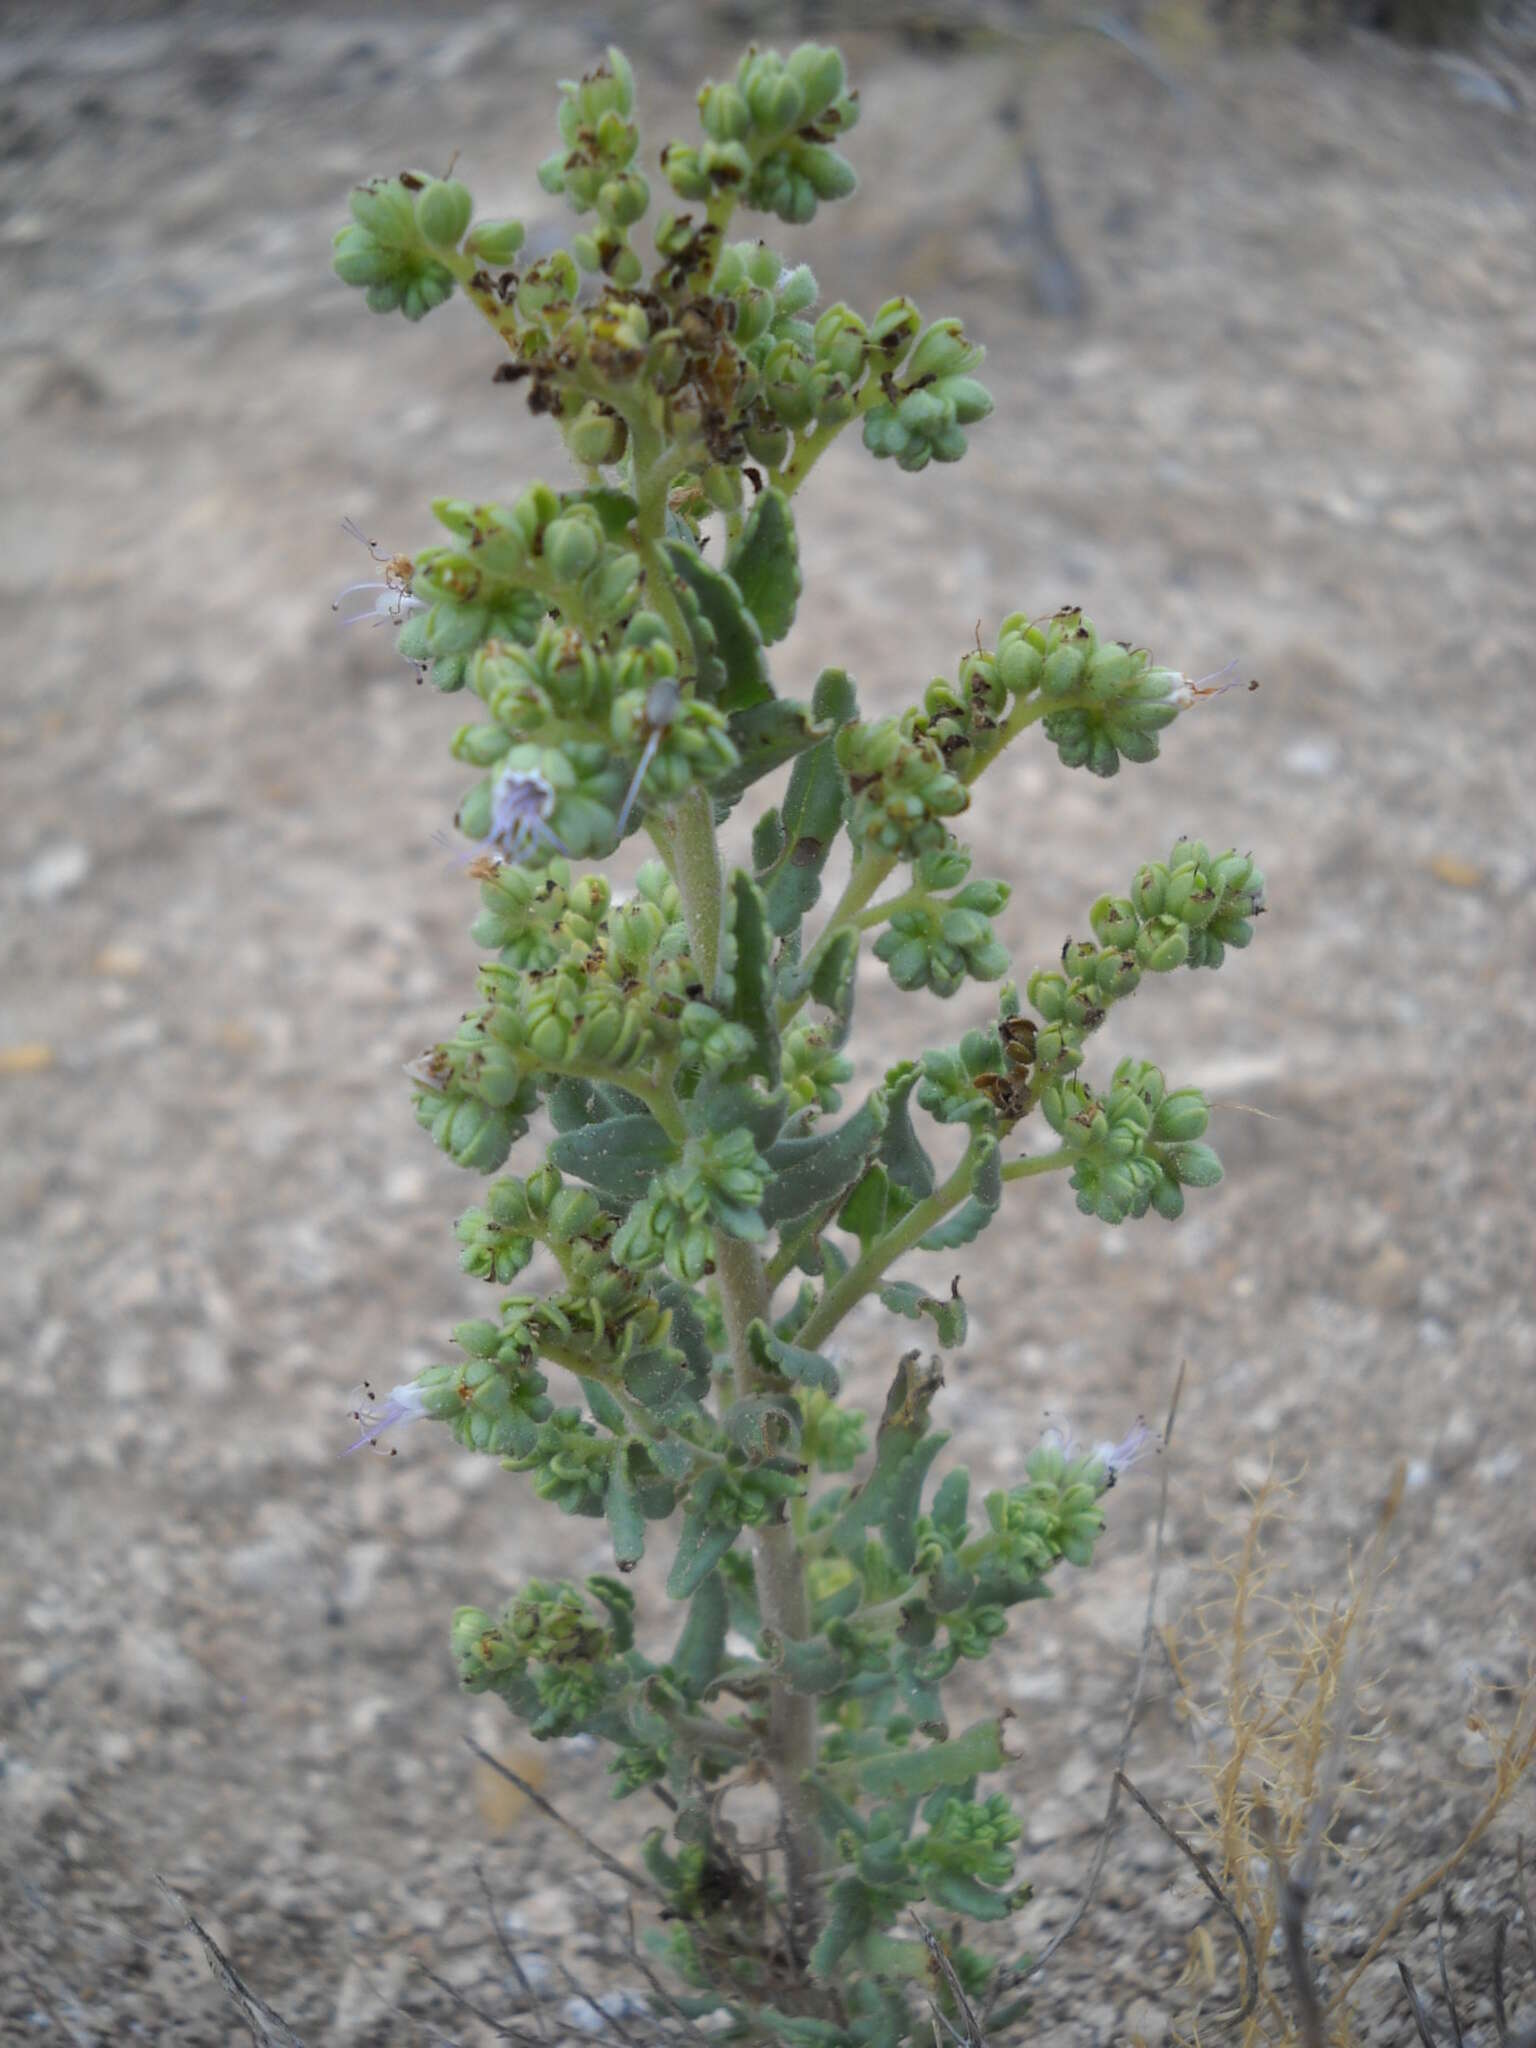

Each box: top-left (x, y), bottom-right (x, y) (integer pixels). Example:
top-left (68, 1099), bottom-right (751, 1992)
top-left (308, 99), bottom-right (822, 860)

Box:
top-left (666, 759), bottom-right (823, 1962)
top-left (770, 379), bottom-right (887, 497)
top-left (1000, 1151), bottom-right (1073, 1184)
top-left (795, 1135), bottom-right (985, 1353)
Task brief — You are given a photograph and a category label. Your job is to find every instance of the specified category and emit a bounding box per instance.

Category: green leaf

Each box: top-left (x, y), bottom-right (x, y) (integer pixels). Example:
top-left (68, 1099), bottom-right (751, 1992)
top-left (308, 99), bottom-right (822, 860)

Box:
top-left (756, 677), bottom-right (853, 937)
top-left (545, 1075), bottom-right (649, 1132)
top-left (931, 1468), bottom-right (970, 1541)
top-left (667, 1502), bottom-right (740, 1600)
top-left (655, 1279), bottom-right (714, 1398)
top-left (762, 1092), bottom-right (888, 1231)
top-left (808, 1878), bottom-right (873, 1984)
top-left (606, 1442), bottom-right (648, 1569)
top-left (622, 1348), bottom-right (702, 1425)
top-left (569, 486), bottom-right (638, 540)
top-left (878, 1060), bottom-right (937, 1199)
top-left (879, 1278), bottom-right (967, 1347)
top-left (548, 1115), bottom-right (676, 1205)
top-left (581, 1378), bottom-right (628, 1434)
top-left (923, 1870), bottom-right (1020, 1921)
top-left (807, 927), bottom-right (859, 1043)
top-left (747, 1318), bottom-right (840, 1395)
top-left (685, 1077), bottom-right (787, 1153)
top-left (728, 870), bottom-right (781, 1085)
top-left (918, 1135), bottom-right (1001, 1251)
top-left (846, 1718), bottom-right (1007, 1801)
top-left (838, 1164), bottom-right (898, 1255)
top-left (713, 699), bottom-right (825, 812)
top-left (830, 1353), bottom-right (948, 1572)
top-left (663, 541), bottom-right (772, 712)
top-left (892, 1633), bottom-right (950, 1739)
top-left (726, 486), bottom-right (801, 643)
top-left (669, 1573), bottom-right (728, 1696)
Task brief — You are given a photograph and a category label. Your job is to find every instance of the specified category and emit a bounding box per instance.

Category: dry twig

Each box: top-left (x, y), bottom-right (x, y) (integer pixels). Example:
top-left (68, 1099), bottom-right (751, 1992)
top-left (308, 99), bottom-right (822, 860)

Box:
top-left (464, 1737), bottom-right (659, 1899)
top-left (155, 1876), bottom-right (307, 2048)
top-left (1116, 1771), bottom-right (1259, 2023)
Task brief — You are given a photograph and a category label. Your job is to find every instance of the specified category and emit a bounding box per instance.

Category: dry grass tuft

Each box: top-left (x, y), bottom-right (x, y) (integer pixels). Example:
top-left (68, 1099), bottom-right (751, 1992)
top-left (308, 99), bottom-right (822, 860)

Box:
top-left (1162, 1465), bottom-right (1536, 2047)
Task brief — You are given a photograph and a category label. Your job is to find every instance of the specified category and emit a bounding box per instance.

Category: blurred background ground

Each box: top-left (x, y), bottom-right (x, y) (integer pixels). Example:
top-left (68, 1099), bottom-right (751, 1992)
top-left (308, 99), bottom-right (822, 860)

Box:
top-left (2, 2), bottom-right (1535, 2042)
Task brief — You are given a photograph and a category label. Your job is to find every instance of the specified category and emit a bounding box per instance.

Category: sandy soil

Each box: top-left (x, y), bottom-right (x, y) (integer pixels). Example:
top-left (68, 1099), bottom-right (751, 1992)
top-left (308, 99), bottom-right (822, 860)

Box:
top-left (3, 4), bottom-right (1535, 2042)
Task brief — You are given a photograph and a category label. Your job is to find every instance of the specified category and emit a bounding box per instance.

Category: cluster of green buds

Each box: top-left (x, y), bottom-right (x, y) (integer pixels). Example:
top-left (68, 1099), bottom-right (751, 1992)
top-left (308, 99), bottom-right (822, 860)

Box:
top-left (453, 1576), bottom-right (635, 1736)
top-left (871, 846), bottom-right (1011, 997)
top-left (333, 38), bottom-right (1265, 2047)
top-left (662, 44), bottom-right (858, 224)
top-left (837, 716), bottom-right (971, 859)
top-left (1043, 1059), bottom-right (1221, 1223)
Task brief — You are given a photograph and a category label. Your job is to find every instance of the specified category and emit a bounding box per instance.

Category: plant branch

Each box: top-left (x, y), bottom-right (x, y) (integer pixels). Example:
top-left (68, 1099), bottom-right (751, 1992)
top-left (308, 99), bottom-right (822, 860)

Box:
top-left (795, 1135), bottom-right (986, 1353)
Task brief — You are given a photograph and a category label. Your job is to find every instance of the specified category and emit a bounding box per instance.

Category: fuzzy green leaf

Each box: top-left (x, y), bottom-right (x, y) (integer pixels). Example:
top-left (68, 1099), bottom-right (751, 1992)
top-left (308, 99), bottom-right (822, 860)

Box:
top-left (756, 676), bottom-right (853, 937)
top-left (747, 1318), bottom-right (840, 1394)
top-left (548, 1115), bottom-right (676, 1205)
top-left (878, 1060), bottom-right (937, 1199)
top-left (667, 1504), bottom-right (740, 1600)
top-left (830, 1353), bottom-right (947, 1572)
top-left (606, 1442), bottom-right (648, 1569)
top-left (761, 1092), bottom-right (888, 1230)
top-left (844, 1718), bottom-right (1007, 1801)
top-left (726, 486), bottom-right (801, 643)
top-left (663, 541), bottom-right (773, 712)
top-left (669, 1573), bottom-right (728, 1696)
top-left (879, 1278), bottom-right (967, 1347)
top-left (728, 870), bottom-right (781, 1084)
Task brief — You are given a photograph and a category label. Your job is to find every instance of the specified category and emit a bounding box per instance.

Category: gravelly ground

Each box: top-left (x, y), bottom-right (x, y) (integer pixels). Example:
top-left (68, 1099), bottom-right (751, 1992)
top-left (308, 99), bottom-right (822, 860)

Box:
top-left (2, 4), bottom-right (1535, 2043)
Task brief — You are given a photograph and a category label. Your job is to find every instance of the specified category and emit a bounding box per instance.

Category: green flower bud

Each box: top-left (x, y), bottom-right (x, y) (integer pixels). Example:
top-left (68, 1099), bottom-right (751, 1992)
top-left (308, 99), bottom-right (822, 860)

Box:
top-left (744, 419), bottom-right (790, 467)
top-left (542, 514), bottom-right (601, 583)
top-left (747, 67), bottom-right (804, 133)
top-left (1089, 895), bottom-right (1139, 948)
top-left (348, 177), bottom-right (418, 243)
top-left (566, 401), bottom-right (628, 467)
top-left (908, 319), bottom-right (985, 382)
top-left (1152, 1089), bottom-right (1210, 1142)
top-left (417, 1088), bottom-right (521, 1173)
top-left (414, 178), bottom-right (474, 247)
top-left (1130, 863), bottom-right (1168, 919)
top-left (1133, 917), bottom-right (1190, 972)
top-left (1166, 1141), bottom-right (1223, 1188)
top-left (997, 633), bottom-right (1044, 696)
top-left (1042, 644), bottom-right (1086, 696)
top-left (699, 80), bottom-right (752, 142)
top-left (786, 43), bottom-right (847, 120)
top-left (869, 296), bottom-right (922, 367)
top-left (464, 216), bottom-right (525, 264)
top-left (597, 171), bottom-right (649, 228)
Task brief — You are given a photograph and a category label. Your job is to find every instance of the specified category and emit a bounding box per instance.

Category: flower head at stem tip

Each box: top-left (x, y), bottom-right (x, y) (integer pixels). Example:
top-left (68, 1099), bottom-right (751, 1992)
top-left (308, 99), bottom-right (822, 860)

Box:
top-left (1040, 1415), bottom-right (1161, 1490)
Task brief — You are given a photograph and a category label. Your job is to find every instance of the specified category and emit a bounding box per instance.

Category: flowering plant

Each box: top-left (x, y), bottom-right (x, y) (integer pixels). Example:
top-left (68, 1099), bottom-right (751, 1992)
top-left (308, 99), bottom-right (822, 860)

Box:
top-left (333, 42), bottom-right (1261, 2042)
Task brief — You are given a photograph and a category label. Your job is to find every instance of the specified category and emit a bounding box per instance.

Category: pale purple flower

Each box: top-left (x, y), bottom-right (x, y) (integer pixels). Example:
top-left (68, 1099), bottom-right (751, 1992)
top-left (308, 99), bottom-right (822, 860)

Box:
top-left (1037, 1414), bottom-right (1161, 1489)
top-left (343, 1379), bottom-right (431, 1457)
top-left (1168, 658), bottom-right (1255, 708)
top-left (1090, 1418), bottom-right (1161, 1488)
top-left (332, 579), bottom-right (426, 629)
top-left (334, 515), bottom-right (426, 645)
top-left (478, 764), bottom-right (569, 863)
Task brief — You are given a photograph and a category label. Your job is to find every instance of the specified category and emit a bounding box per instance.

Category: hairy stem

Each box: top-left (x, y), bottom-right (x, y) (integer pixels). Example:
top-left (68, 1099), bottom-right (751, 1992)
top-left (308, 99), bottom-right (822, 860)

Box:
top-left (668, 770), bottom-right (824, 1961)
